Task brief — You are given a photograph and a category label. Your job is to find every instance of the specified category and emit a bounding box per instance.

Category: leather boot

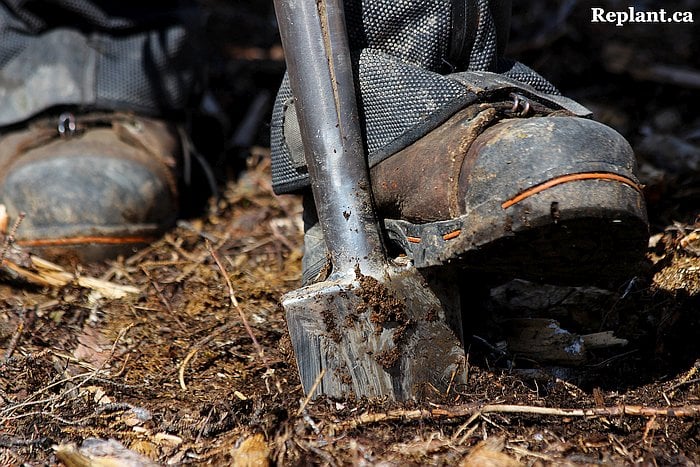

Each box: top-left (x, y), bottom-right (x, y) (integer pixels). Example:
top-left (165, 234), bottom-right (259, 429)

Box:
top-left (301, 77), bottom-right (648, 285)
top-left (0, 112), bottom-right (181, 264)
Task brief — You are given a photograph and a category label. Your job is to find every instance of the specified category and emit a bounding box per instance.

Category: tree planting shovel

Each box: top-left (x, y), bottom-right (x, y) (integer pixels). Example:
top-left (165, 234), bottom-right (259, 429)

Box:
top-left (273, 0), bottom-right (467, 399)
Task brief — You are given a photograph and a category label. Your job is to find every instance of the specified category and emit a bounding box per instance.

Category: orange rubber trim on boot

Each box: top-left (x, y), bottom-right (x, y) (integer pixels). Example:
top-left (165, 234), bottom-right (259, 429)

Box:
top-left (18, 235), bottom-right (155, 247)
top-left (501, 172), bottom-right (643, 210)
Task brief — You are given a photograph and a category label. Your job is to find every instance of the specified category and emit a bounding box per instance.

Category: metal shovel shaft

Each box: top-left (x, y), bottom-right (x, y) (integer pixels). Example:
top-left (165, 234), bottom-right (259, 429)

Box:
top-left (273, 0), bottom-right (386, 278)
top-left (274, 0), bottom-right (467, 399)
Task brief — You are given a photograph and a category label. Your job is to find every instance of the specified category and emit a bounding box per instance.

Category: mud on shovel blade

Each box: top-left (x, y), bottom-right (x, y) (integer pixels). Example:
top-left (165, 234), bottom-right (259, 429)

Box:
top-left (274, 0), bottom-right (466, 399)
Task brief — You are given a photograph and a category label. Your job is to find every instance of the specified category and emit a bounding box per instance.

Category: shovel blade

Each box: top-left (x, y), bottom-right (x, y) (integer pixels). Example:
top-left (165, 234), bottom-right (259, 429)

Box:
top-left (283, 267), bottom-right (466, 400)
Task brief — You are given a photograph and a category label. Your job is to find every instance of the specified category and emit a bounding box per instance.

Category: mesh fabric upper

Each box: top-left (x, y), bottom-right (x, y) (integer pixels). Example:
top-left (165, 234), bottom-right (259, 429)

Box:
top-left (0, 0), bottom-right (202, 126)
top-left (271, 0), bottom-right (563, 195)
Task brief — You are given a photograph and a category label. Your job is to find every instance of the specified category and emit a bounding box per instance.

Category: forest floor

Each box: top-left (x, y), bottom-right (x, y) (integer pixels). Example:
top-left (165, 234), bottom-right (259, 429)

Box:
top-left (1, 1), bottom-right (699, 465)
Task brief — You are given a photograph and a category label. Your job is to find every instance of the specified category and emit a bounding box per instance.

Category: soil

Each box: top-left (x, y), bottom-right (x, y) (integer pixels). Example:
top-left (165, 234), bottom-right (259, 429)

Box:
top-left (2, 1), bottom-right (700, 465)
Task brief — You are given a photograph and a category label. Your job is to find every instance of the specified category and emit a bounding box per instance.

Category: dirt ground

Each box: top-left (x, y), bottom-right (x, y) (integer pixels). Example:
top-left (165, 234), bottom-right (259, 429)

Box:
top-left (2, 1), bottom-right (700, 465)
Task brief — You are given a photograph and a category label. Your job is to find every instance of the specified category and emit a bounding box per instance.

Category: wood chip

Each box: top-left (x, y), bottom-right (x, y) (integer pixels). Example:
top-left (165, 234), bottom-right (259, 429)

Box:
top-left (460, 437), bottom-right (522, 467)
top-left (503, 318), bottom-right (587, 365)
top-left (154, 433), bottom-right (183, 447)
top-left (680, 230), bottom-right (700, 256)
top-left (231, 433), bottom-right (270, 467)
top-left (3, 254), bottom-right (141, 297)
top-left (54, 438), bottom-right (158, 467)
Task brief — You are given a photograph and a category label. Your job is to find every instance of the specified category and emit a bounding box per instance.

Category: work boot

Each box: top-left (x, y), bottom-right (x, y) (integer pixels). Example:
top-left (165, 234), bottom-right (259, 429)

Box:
top-left (284, 71), bottom-right (648, 286)
top-left (271, 0), bottom-right (648, 285)
top-left (370, 94), bottom-right (648, 283)
top-left (0, 112), bottom-right (181, 264)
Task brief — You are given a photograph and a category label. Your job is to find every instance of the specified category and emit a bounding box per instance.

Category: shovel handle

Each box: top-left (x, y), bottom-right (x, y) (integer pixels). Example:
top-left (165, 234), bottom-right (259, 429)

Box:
top-left (273, 0), bottom-right (386, 278)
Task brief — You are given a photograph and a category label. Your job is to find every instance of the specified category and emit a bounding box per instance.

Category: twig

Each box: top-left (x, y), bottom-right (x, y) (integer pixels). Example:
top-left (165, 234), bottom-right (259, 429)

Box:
top-left (3, 306), bottom-right (35, 362)
top-left (0, 210), bottom-right (24, 264)
top-left (0, 204), bottom-right (8, 235)
top-left (668, 364), bottom-right (699, 399)
top-left (445, 367), bottom-right (458, 397)
top-left (669, 377), bottom-right (700, 394)
top-left (164, 233), bottom-right (206, 263)
top-left (178, 243), bottom-right (274, 392)
top-left (206, 242), bottom-right (266, 362)
top-left (178, 322), bottom-right (236, 391)
top-left (178, 347), bottom-right (199, 391)
top-left (2, 260), bottom-right (62, 287)
top-left (451, 411), bottom-right (481, 444)
top-left (642, 415), bottom-right (658, 445)
top-left (124, 238), bottom-right (165, 266)
top-left (506, 444), bottom-right (555, 462)
top-left (334, 402), bottom-right (700, 431)
top-left (0, 325), bottom-right (132, 421)
top-left (196, 405), bottom-right (216, 445)
top-left (139, 266), bottom-right (185, 330)
top-left (296, 368), bottom-right (327, 416)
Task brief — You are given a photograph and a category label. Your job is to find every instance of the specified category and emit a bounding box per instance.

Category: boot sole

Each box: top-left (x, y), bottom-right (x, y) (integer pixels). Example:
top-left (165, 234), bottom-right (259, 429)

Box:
top-left (384, 174), bottom-right (648, 285)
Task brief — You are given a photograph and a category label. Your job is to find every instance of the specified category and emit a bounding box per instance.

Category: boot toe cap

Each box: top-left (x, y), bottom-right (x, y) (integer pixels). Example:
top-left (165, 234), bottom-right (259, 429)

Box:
top-left (0, 121), bottom-right (179, 264)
